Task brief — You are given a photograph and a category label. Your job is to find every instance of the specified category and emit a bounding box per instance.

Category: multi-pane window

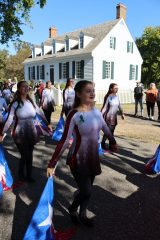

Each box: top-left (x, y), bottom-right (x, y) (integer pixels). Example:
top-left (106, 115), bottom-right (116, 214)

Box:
top-left (79, 32), bottom-right (84, 48)
top-left (31, 66), bottom-right (35, 80)
top-left (102, 61), bottom-right (114, 79)
top-left (106, 62), bottom-right (111, 78)
top-left (62, 63), bottom-right (67, 78)
top-left (40, 65), bottom-right (45, 79)
top-left (129, 64), bottom-right (138, 80)
top-left (127, 41), bottom-right (133, 53)
top-left (75, 60), bottom-right (84, 79)
top-left (110, 37), bottom-right (116, 49)
top-left (76, 61), bottom-right (81, 78)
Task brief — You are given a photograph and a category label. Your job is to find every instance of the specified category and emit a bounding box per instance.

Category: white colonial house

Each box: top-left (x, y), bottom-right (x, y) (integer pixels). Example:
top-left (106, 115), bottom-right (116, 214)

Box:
top-left (23, 3), bottom-right (143, 104)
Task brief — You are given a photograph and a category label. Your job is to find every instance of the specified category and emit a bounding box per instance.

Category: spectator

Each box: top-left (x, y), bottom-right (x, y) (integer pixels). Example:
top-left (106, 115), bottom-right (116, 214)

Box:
top-left (145, 83), bottom-right (158, 120)
top-left (134, 81), bottom-right (143, 117)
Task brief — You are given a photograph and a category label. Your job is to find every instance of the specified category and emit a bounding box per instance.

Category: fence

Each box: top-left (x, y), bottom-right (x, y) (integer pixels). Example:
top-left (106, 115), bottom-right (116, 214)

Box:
top-left (53, 88), bottom-right (135, 106)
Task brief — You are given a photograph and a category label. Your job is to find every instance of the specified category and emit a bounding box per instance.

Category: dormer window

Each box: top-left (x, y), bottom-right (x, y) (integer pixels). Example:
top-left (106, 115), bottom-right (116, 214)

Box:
top-left (52, 39), bottom-right (56, 54)
top-left (79, 32), bottom-right (84, 48)
top-left (65, 35), bottom-right (69, 51)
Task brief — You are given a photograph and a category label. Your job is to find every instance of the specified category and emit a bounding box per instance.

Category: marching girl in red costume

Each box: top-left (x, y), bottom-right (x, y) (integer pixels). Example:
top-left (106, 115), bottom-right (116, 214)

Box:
top-left (47, 80), bottom-right (117, 227)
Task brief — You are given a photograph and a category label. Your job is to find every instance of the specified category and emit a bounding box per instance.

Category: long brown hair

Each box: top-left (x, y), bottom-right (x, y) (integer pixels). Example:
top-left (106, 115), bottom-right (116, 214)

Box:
top-left (73, 80), bottom-right (93, 108)
top-left (9, 80), bottom-right (36, 114)
top-left (101, 83), bottom-right (117, 110)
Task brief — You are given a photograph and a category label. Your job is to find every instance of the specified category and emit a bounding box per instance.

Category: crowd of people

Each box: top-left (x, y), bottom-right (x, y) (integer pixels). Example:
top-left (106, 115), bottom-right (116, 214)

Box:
top-left (0, 77), bottom-right (160, 230)
top-left (134, 81), bottom-right (160, 120)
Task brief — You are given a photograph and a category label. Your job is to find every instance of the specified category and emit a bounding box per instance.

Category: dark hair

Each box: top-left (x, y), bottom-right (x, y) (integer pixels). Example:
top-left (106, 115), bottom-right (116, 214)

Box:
top-left (8, 80), bottom-right (35, 117)
top-left (73, 80), bottom-right (93, 108)
top-left (101, 83), bottom-right (118, 110)
top-left (64, 78), bottom-right (74, 90)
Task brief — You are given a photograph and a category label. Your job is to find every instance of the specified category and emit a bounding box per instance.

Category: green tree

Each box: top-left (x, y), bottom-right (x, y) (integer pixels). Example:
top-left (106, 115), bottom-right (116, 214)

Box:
top-left (136, 27), bottom-right (160, 87)
top-left (0, 0), bottom-right (47, 44)
top-left (0, 49), bottom-right (9, 81)
top-left (6, 42), bottom-right (31, 81)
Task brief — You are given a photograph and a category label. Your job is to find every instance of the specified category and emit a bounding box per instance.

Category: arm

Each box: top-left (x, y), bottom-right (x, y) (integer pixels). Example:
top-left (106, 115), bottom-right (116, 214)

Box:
top-left (2, 103), bottom-right (16, 134)
top-left (101, 96), bottom-right (109, 116)
top-left (101, 116), bottom-right (116, 145)
top-left (3, 99), bottom-right (8, 112)
top-left (118, 100), bottom-right (124, 119)
top-left (35, 104), bottom-right (49, 126)
top-left (47, 110), bottom-right (76, 169)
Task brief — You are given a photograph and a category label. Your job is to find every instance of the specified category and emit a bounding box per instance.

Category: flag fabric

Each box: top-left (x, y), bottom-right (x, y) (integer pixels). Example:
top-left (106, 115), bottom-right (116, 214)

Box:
top-left (0, 143), bottom-right (13, 197)
top-left (2, 111), bottom-right (8, 122)
top-left (52, 116), bottom-right (65, 142)
top-left (23, 177), bottom-right (55, 240)
top-left (98, 143), bottom-right (104, 155)
top-left (34, 113), bottom-right (52, 137)
top-left (145, 145), bottom-right (160, 174)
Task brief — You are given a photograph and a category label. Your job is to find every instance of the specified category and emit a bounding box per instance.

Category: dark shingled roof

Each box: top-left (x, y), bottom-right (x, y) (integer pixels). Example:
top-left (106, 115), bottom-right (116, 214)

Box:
top-left (24, 19), bottom-right (120, 63)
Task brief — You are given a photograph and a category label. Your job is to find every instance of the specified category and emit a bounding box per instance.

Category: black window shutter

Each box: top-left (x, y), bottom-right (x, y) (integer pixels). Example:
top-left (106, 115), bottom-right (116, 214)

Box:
top-left (59, 63), bottom-right (62, 79)
top-left (42, 65), bottom-right (45, 80)
top-left (37, 66), bottom-right (39, 80)
top-left (80, 60), bottom-right (84, 79)
top-left (28, 67), bottom-right (30, 80)
top-left (33, 66), bottom-right (35, 79)
top-left (72, 61), bottom-right (75, 78)
top-left (66, 62), bottom-right (69, 78)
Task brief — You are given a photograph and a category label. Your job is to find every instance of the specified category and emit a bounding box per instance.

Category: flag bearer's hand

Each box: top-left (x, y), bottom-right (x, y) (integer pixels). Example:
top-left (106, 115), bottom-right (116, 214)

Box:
top-left (47, 167), bottom-right (55, 177)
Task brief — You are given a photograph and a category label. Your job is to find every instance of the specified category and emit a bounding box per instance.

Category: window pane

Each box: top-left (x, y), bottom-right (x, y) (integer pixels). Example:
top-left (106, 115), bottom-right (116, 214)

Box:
top-left (76, 61), bottom-right (81, 78)
top-left (106, 62), bottom-right (111, 78)
top-left (63, 63), bottom-right (67, 78)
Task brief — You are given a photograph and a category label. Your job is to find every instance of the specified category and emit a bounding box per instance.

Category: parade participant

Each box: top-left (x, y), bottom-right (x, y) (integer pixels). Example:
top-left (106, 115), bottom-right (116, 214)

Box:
top-left (61, 78), bottom-right (75, 117)
top-left (145, 83), bottom-right (158, 120)
top-left (101, 83), bottom-right (124, 151)
top-left (2, 82), bottom-right (12, 105)
top-left (41, 81), bottom-right (55, 124)
top-left (0, 90), bottom-right (8, 134)
top-left (47, 80), bottom-right (117, 226)
top-left (0, 81), bottom-right (51, 183)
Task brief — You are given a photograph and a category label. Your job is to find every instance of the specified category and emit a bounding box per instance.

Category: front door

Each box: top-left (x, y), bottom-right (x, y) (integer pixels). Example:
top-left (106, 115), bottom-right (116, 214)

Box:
top-left (50, 65), bottom-right (54, 84)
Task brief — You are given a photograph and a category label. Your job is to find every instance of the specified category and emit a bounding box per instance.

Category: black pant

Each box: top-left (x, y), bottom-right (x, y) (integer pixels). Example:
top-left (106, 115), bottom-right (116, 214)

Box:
top-left (16, 143), bottom-right (34, 179)
top-left (70, 167), bottom-right (95, 216)
top-left (43, 109), bottom-right (52, 124)
top-left (146, 101), bottom-right (155, 117)
top-left (101, 124), bottom-right (115, 145)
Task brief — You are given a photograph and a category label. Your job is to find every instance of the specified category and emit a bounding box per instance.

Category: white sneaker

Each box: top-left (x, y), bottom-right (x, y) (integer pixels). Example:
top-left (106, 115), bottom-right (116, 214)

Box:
top-left (151, 116), bottom-right (154, 120)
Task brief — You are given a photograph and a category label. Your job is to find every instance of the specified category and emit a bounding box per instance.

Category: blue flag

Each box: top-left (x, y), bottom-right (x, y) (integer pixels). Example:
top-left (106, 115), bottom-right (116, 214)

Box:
top-left (23, 177), bottom-right (54, 240)
top-left (34, 113), bottom-right (52, 137)
top-left (52, 116), bottom-right (65, 142)
top-left (0, 144), bottom-right (13, 197)
top-left (153, 145), bottom-right (160, 173)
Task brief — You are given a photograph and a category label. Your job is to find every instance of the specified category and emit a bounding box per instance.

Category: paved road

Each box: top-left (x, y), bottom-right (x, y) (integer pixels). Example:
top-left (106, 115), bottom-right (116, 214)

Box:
top-left (0, 119), bottom-right (160, 240)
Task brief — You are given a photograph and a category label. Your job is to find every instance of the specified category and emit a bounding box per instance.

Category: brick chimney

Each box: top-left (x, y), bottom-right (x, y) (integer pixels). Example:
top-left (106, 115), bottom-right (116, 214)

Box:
top-left (49, 26), bottom-right (57, 38)
top-left (116, 3), bottom-right (127, 21)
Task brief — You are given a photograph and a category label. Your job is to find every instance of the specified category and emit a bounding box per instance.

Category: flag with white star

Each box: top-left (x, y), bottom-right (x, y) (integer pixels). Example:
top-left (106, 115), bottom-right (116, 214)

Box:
top-left (0, 144), bottom-right (13, 197)
top-left (23, 177), bottom-right (54, 240)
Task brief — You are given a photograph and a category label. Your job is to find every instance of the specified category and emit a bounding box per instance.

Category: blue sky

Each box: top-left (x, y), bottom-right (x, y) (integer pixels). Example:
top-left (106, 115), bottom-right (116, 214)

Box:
top-left (1, 0), bottom-right (160, 54)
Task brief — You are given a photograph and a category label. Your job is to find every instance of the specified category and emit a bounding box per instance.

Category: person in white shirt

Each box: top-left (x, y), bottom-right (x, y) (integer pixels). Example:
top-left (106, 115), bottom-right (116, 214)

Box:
top-left (41, 81), bottom-right (55, 124)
